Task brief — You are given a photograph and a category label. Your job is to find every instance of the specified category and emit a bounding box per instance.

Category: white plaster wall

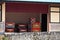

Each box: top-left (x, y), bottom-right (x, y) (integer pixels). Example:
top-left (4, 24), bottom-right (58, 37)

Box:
top-left (49, 23), bottom-right (60, 32)
top-left (0, 2), bottom-right (5, 33)
top-left (2, 2), bottom-right (5, 22)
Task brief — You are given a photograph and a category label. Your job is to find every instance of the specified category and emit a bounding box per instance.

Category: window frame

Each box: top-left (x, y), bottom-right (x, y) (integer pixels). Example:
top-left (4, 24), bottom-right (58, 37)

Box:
top-left (50, 6), bottom-right (60, 23)
top-left (0, 4), bottom-right (2, 22)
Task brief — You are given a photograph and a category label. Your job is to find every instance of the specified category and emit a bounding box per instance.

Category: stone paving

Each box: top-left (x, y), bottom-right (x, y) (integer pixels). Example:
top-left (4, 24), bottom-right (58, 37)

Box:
top-left (4, 32), bottom-right (60, 40)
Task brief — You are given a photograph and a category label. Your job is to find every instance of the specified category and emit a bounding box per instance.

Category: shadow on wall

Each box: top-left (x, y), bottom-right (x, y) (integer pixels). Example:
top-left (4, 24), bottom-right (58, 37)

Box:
top-left (6, 12), bottom-right (40, 24)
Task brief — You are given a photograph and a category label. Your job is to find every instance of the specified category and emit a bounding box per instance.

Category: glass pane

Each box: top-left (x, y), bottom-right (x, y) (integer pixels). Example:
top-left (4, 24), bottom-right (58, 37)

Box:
top-left (51, 12), bottom-right (59, 22)
top-left (51, 7), bottom-right (59, 11)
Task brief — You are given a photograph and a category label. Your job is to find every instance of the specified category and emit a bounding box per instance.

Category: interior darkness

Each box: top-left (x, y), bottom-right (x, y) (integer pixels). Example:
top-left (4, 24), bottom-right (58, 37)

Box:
top-left (6, 13), bottom-right (47, 32)
top-left (5, 2), bottom-right (48, 32)
top-left (6, 12), bottom-right (40, 24)
top-left (41, 14), bottom-right (47, 32)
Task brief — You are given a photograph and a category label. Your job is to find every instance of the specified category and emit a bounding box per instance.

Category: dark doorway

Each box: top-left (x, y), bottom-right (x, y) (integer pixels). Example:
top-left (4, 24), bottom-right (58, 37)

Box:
top-left (41, 14), bottom-right (47, 32)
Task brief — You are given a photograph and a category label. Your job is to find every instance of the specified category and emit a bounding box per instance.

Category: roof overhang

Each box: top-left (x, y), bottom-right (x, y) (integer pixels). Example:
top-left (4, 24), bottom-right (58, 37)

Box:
top-left (3, 0), bottom-right (60, 3)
